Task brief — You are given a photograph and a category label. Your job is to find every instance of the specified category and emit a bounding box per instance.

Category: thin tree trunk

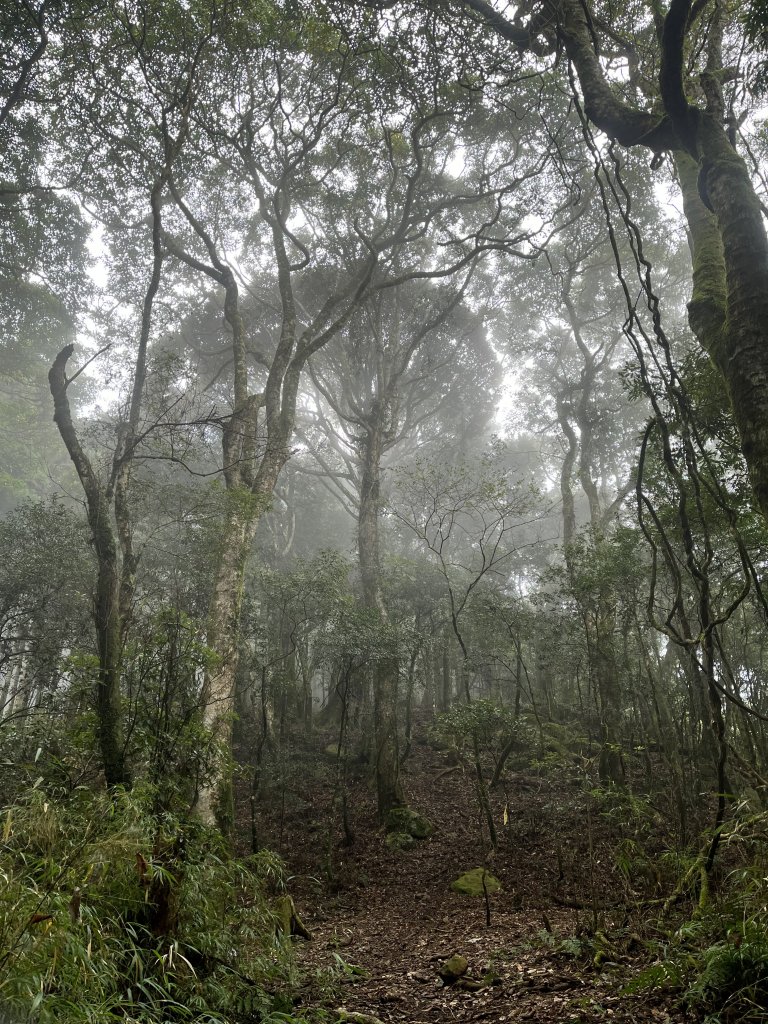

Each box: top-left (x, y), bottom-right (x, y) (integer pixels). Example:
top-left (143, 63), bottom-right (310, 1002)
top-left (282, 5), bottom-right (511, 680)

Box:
top-left (358, 416), bottom-right (403, 819)
top-left (49, 346), bottom-right (128, 788)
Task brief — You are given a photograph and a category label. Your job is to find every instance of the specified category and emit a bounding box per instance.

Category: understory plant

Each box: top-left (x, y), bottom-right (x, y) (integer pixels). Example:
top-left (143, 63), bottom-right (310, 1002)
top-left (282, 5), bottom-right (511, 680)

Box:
top-left (624, 808), bottom-right (768, 1023)
top-left (430, 698), bottom-right (531, 778)
top-left (0, 783), bottom-right (295, 1023)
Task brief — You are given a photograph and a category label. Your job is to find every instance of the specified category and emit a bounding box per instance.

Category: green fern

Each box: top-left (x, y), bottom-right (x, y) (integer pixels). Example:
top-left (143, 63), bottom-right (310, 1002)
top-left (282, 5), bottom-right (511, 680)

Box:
top-left (621, 957), bottom-right (689, 995)
top-left (686, 931), bottom-right (768, 1021)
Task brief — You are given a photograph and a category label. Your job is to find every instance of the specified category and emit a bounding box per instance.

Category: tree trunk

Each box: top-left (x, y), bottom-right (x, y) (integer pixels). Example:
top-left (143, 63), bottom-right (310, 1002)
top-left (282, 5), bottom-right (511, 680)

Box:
top-left (465, 0), bottom-right (768, 524)
top-left (564, 0), bottom-right (768, 522)
top-left (441, 640), bottom-right (452, 712)
top-left (358, 415), bottom-right (404, 819)
top-left (92, 511), bottom-right (128, 788)
top-left (593, 598), bottom-right (623, 785)
top-left (49, 346), bottom-right (129, 788)
top-left (195, 491), bottom-right (262, 830)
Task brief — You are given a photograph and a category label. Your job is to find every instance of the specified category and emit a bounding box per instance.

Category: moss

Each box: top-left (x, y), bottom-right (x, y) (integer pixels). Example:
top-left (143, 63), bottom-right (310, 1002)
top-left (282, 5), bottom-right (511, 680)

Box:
top-left (384, 806), bottom-right (433, 839)
top-left (336, 1011), bottom-right (385, 1024)
top-left (385, 831), bottom-right (416, 851)
top-left (439, 954), bottom-right (468, 984)
top-left (675, 151), bottom-right (727, 370)
top-left (450, 868), bottom-right (501, 896)
top-left (274, 894), bottom-right (294, 937)
top-left (540, 721), bottom-right (588, 757)
top-left (274, 894), bottom-right (312, 940)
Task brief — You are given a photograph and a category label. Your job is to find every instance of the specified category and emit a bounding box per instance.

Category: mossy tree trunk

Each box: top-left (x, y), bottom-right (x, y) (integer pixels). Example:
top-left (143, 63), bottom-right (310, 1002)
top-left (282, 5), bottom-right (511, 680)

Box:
top-left (462, 0), bottom-right (768, 523)
top-left (48, 184), bottom-right (165, 788)
top-left (195, 491), bottom-right (263, 831)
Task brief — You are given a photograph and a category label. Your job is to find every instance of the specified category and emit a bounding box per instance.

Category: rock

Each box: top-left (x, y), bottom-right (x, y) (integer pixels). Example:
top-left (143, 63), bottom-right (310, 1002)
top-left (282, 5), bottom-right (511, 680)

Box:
top-left (450, 868), bottom-right (501, 896)
top-left (336, 1010), bottom-right (385, 1024)
top-left (384, 806), bottom-right (433, 839)
top-left (439, 954), bottom-right (469, 985)
top-left (386, 830), bottom-right (417, 851)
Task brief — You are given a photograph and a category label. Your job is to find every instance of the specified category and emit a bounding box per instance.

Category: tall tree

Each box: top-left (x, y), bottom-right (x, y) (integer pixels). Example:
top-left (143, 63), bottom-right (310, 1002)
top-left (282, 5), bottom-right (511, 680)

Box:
top-left (43, 0), bottom-right (217, 786)
top-left (307, 278), bottom-right (500, 815)
top-left (156, 8), bottom-right (547, 827)
top-left (445, 0), bottom-right (768, 522)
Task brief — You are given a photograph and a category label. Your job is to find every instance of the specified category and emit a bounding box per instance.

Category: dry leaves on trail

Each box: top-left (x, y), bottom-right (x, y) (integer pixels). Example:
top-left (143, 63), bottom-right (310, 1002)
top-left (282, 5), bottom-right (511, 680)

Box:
top-left (239, 730), bottom-right (690, 1024)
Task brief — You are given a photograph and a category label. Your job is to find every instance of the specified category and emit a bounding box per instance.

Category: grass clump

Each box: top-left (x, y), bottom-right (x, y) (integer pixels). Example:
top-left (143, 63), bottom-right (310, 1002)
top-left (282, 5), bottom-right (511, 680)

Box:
top-left (0, 783), bottom-right (298, 1023)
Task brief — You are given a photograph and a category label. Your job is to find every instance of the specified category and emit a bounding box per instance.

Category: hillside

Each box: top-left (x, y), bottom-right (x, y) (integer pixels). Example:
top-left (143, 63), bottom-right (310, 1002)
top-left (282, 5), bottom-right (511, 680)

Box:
top-left (246, 727), bottom-right (694, 1024)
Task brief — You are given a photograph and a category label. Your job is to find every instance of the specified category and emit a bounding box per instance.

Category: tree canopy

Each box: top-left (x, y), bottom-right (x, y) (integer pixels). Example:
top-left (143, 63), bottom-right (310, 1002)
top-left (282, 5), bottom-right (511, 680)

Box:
top-left (3, 2), bottom-right (768, 1022)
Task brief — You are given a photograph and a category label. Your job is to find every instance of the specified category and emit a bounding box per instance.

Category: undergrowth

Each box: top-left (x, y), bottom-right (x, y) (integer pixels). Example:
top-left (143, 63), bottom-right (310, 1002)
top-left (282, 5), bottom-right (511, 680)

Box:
top-left (622, 808), bottom-right (768, 1023)
top-left (0, 782), bottom-right (306, 1023)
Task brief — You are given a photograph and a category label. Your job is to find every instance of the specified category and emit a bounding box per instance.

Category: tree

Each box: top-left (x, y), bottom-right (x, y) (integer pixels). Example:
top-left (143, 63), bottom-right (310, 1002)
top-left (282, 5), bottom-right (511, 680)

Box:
top-left (43, 0), bottom-right (217, 787)
top-left (522, 224), bottom-right (645, 782)
top-left (445, 0), bottom-right (768, 523)
top-left (393, 450), bottom-right (545, 845)
top-left (297, 71), bottom-right (571, 812)
top-left (0, 501), bottom-right (92, 751)
top-left (306, 278), bottom-right (501, 815)
top-left (157, 8), bottom-right (558, 827)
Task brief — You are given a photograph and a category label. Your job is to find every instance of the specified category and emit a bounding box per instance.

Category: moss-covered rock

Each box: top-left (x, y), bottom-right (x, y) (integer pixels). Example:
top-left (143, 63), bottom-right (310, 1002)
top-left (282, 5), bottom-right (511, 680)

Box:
top-left (336, 1010), bottom-right (385, 1024)
top-left (439, 955), bottom-right (469, 984)
top-left (450, 868), bottom-right (501, 896)
top-left (540, 720), bottom-right (589, 756)
top-left (386, 831), bottom-right (417, 852)
top-left (384, 806), bottom-right (433, 839)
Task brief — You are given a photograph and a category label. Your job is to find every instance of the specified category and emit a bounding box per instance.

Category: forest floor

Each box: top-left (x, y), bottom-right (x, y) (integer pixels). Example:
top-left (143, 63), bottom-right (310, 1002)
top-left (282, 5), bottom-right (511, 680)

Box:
top-left (240, 723), bottom-right (695, 1024)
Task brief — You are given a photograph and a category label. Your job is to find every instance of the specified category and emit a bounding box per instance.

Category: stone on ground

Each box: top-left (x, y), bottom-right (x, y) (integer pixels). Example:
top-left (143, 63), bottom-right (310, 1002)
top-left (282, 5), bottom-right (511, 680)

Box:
top-left (450, 867), bottom-right (501, 895)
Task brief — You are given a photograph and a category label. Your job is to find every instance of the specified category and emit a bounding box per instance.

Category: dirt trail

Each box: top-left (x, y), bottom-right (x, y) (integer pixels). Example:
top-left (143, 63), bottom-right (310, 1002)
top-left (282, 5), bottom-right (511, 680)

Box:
top-left (248, 731), bottom-right (684, 1023)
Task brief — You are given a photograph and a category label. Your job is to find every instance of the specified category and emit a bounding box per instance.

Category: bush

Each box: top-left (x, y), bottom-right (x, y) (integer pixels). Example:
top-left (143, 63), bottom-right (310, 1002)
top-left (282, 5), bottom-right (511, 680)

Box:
top-left (686, 926), bottom-right (768, 1022)
top-left (622, 821), bottom-right (768, 1024)
top-left (430, 699), bottom-right (532, 768)
top-left (0, 784), bottom-right (294, 1023)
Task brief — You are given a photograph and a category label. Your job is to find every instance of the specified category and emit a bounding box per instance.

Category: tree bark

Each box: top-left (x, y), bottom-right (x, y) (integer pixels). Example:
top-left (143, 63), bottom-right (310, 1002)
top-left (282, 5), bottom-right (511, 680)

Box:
top-left (49, 346), bottom-right (128, 787)
top-left (358, 413), bottom-right (404, 818)
top-left (194, 491), bottom-right (263, 830)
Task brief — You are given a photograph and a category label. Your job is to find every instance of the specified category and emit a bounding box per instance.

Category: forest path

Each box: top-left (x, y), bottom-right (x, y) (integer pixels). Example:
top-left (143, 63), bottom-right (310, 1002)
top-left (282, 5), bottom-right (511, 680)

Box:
top-left (249, 728), bottom-right (683, 1023)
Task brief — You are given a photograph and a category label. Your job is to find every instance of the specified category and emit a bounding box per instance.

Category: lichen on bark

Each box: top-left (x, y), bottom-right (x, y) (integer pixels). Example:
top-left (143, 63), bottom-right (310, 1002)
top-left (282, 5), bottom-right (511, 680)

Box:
top-left (675, 152), bottom-right (727, 373)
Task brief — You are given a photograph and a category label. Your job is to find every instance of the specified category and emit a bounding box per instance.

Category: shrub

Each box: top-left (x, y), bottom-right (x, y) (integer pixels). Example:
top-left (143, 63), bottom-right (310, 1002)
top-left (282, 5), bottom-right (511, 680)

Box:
top-left (0, 784), bottom-right (293, 1023)
top-left (685, 926), bottom-right (768, 1022)
top-left (430, 699), bottom-right (532, 768)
